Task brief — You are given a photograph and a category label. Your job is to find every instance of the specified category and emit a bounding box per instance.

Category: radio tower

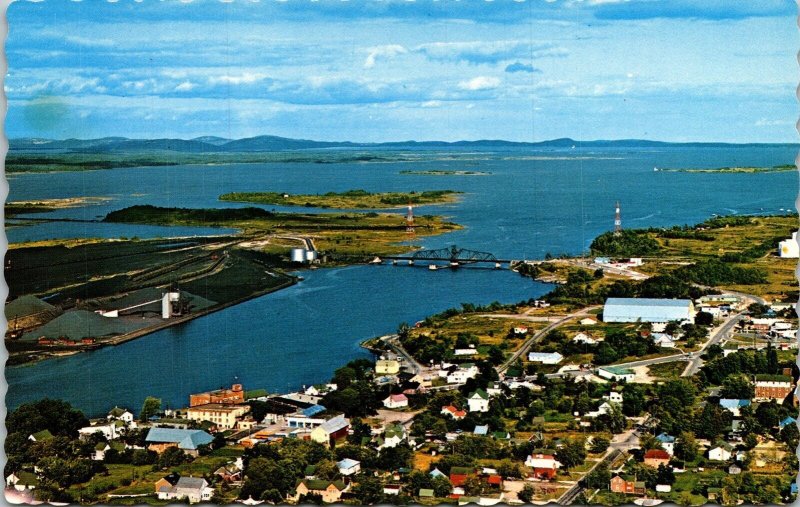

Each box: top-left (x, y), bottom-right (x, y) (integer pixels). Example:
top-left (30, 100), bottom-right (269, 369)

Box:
top-left (406, 203), bottom-right (415, 233)
top-left (614, 201), bottom-right (622, 236)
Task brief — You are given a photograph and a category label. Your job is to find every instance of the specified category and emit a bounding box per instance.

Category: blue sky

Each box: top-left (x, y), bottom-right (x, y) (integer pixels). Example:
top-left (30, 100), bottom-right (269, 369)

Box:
top-left (5, 0), bottom-right (797, 142)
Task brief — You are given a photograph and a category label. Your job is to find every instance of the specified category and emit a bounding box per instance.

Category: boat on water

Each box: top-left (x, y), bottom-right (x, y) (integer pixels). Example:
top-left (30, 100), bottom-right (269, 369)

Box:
top-left (428, 264), bottom-right (438, 271)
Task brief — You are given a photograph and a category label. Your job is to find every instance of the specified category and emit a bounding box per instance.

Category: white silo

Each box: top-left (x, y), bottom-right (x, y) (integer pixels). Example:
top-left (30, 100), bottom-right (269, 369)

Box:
top-left (305, 250), bottom-right (317, 262)
top-left (291, 248), bottom-right (307, 263)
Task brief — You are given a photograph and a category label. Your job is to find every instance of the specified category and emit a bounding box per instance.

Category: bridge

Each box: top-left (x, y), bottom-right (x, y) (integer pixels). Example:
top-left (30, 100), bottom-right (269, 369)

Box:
top-left (379, 245), bottom-right (516, 268)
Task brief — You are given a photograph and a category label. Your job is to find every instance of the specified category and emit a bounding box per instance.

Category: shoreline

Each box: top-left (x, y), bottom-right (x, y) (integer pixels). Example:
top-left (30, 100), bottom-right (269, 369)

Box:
top-left (7, 274), bottom-right (300, 368)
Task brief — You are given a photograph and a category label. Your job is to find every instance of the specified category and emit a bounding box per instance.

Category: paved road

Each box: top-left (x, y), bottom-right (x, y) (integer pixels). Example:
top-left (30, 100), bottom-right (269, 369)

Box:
top-left (681, 311), bottom-right (745, 377)
top-left (498, 306), bottom-right (601, 373)
top-left (557, 449), bottom-right (622, 505)
top-left (377, 334), bottom-right (425, 375)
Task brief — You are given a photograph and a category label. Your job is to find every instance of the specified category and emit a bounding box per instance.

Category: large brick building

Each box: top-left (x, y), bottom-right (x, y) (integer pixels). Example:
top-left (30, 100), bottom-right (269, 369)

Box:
top-left (189, 384), bottom-right (245, 407)
top-left (186, 403), bottom-right (249, 430)
top-left (754, 375), bottom-right (794, 403)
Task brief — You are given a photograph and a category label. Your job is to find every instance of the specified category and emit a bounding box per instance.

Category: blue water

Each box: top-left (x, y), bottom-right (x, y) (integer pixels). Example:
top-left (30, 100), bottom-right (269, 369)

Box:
top-left (5, 146), bottom-right (798, 415)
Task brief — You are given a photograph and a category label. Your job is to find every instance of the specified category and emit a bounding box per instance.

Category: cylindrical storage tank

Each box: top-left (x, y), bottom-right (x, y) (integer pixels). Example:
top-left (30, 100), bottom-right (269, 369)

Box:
top-left (305, 250), bottom-right (317, 262)
top-left (291, 248), bottom-right (307, 263)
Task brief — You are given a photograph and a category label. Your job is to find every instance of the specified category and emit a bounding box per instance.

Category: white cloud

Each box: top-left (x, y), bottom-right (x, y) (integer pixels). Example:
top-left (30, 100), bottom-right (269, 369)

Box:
top-left (754, 118), bottom-right (793, 127)
top-left (364, 45), bottom-right (408, 69)
top-left (208, 73), bottom-right (268, 85)
top-left (421, 100), bottom-right (443, 108)
top-left (458, 76), bottom-right (501, 91)
top-left (174, 81), bottom-right (196, 92)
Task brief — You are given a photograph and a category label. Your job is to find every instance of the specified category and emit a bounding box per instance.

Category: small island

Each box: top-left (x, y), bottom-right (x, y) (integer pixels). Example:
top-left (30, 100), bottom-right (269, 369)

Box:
top-left (219, 189), bottom-right (461, 209)
top-left (657, 164), bottom-right (794, 174)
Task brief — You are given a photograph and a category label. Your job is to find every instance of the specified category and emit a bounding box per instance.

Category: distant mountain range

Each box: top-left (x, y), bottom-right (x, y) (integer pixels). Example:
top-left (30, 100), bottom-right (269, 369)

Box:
top-left (9, 135), bottom-right (795, 153)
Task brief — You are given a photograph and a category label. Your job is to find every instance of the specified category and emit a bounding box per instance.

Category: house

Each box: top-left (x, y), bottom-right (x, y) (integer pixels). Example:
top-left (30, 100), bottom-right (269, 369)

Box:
top-left (293, 480), bottom-right (347, 503)
top-left (430, 468), bottom-right (447, 479)
top-left (586, 402), bottom-right (614, 418)
top-left (610, 476), bottom-right (645, 495)
top-left (719, 399), bottom-right (751, 417)
top-left (643, 449), bottom-right (671, 468)
top-left (214, 465), bottom-right (243, 484)
top-left (708, 442), bottom-right (733, 461)
top-left (579, 318), bottom-right (597, 326)
top-left (467, 389), bottom-right (490, 413)
top-left (524, 454), bottom-right (561, 479)
top-left (656, 484), bottom-right (672, 493)
top-left (473, 425), bottom-right (489, 436)
top-left (6, 471), bottom-right (39, 491)
top-left (486, 382), bottom-right (503, 397)
top-left (28, 429), bottom-right (53, 442)
top-left (597, 366), bottom-right (635, 382)
top-left (375, 359), bottom-right (401, 375)
top-left (441, 405), bottom-right (467, 420)
top-left (656, 433), bottom-right (676, 456)
top-left (189, 383), bottom-right (245, 407)
top-left (186, 403), bottom-right (250, 430)
top-left (728, 464), bottom-right (742, 475)
top-left (419, 488), bottom-right (435, 498)
top-left (603, 391), bottom-right (623, 404)
top-left (754, 374), bottom-right (793, 402)
top-left (378, 423), bottom-right (407, 449)
top-left (155, 475), bottom-right (213, 504)
top-left (79, 422), bottom-right (122, 441)
top-left (304, 384), bottom-right (337, 397)
top-left (383, 484), bottom-right (402, 495)
top-left (572, 332), bottom-right (597, 345)
top-left (447, 363), bottom-right (479, 384)
top-left (449, 466), bottom-right (474, 489)
top-left (337, 458), bottom-right (361, 476)
top-left (383, 393), bottom-right (409, 409)
top-left (310, 415), bottom-right (350, 445)
top-left (603, 298), bottom-right (695, 324)
top-left (107, 407), bottom-right (135, 424)
top-left (513, 326), bottom-right (529, 335)
top-left (652, 333), bottom-right (677, 348)
top-left (454, 347), bottom-right (478, 356)
top-left (93, 441), bottom-right (125, 461)
top-left (145, 428), bottom-right (213, 457)
top-left (527, 352), bottom-right (564, 365)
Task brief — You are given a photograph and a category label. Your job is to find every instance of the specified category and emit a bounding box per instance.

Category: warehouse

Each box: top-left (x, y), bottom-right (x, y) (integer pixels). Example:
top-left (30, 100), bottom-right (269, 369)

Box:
top-left (603, 298), bottom-right (695, 324)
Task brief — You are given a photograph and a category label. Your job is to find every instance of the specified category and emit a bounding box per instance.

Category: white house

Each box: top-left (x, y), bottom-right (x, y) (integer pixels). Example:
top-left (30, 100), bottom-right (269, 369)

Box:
top-left (378, 424), bottom-right (407, 449)
top-left (79, 422), bottom-right (121, 441)
top-left (486, 382), bottom-right (503, 397)
top-left (447, 364), bottom-right (479, 384)
top-left (572, 332), bottom-right (597, 345)
top-left (603, 391), bottom-right (623, 404)
top-left (383, 394), bottom-right (409, 409)
top-left (467, 389), bottom-right (490, 413)
top-left (454, 347), bottom-right (478, 356)
top-left (107, 407), bottom-right (135, 424)
top-left (513, 326), bottom-right (529, 335)
top-left (527, 352), bottom-right (563, 365)
top-left (579, 318), bottom-right (597, 326)
top-left (652, 333), bottom-right (677, 348)
top-left (656, 434), bottom-right (676, 456)
top-left (6, 472), bottom-right (39, 492)
top-left (586, 402), bottom-right (613, 418)
top-left (708, 442), bottom-right (733, 462)
top-left (156, 476), bottom-right (214, 504)
top-left (337, 458), bottom-right (361, 476)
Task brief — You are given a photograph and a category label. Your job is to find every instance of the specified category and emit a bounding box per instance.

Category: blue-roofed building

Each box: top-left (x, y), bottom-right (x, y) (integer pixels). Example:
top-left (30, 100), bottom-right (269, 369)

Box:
top-left (655, 433), bottom-right (676, 455)
top-left (302, 405), bottom-right (327, 417)
top-left (337, 458), bottom-right (361, 476)
top-left (719, 399), bottom-right (751, 417)
top-left (146, 428), bottom-right (213, 456)
top-left (473, 425), bottom-right (489, 436)
top-left (791, 482), bottom-right (798, 495)
top-left (780, 416), bottom-right (796, 429)
top-left (603, 298), bottom-right (695, 324)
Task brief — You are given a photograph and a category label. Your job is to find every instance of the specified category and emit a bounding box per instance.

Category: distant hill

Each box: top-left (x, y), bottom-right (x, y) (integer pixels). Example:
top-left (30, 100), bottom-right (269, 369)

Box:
top-left (9, 135), bottom-right (795, 154)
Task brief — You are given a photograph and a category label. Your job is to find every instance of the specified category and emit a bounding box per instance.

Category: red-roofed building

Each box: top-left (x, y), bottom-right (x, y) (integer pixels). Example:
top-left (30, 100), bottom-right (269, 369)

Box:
top-left (643, 449), bottom-right (671, 468)
top-left (440, 405), bottom-right (467, 420)
top-left (487, 475), bottom-right (503, 487)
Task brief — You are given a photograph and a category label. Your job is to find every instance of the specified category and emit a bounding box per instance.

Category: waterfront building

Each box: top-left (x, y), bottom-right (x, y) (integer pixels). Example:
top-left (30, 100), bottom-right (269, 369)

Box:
top-left (107, 406), bottom-right (135, 424)
top-left (189, 383), bottom-right (245, 407)
top-left (603, 298), bottom-right (694, 324)
top-left (186, 403), bottom-right (250, 430)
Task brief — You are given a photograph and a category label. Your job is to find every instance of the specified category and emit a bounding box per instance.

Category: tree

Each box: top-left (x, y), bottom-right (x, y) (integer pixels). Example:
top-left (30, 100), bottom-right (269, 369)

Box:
top-left (156, 447), bottom-right (187, 468)
top-left (695, 403), bottom-right (731, 440)
top-left (674, 432), bottom-right (698, 462)
top-left (7, 399), bottom-right (89, 438)
top-left (622, 384), bottom-right (646, 417)
top-left (555, 439), bottom-right (587, 470)
top-left (720, 374), bottom-right (755, 399)
top-left (584, 462), bottom-right (610, 489)
top-left (695, 311), bottom-right (714, 326)
top-left (779, 422), bottom-right (799, 449)
top-left (431, 476), bottom-right (452, 498)
top-left (518, 484), bottom-right (536, 503)
top-left (352, 476), bottom-right (384, 505)
top-left (589, 437), bottom-right (610, 454)
top-left (139, 396), bottom-right (161, 422)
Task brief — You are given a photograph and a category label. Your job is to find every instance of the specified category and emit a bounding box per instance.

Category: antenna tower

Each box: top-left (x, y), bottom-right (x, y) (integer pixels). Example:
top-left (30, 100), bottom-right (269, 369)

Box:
top-left (614, 201), bottom-right (622, 236)
top-left (406, 203), bottom-right (415, 233)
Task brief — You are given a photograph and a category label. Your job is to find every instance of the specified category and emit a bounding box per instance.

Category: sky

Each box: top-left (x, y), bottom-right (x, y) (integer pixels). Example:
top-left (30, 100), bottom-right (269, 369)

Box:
top-left (5, 0), bottom-right (798, 143)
